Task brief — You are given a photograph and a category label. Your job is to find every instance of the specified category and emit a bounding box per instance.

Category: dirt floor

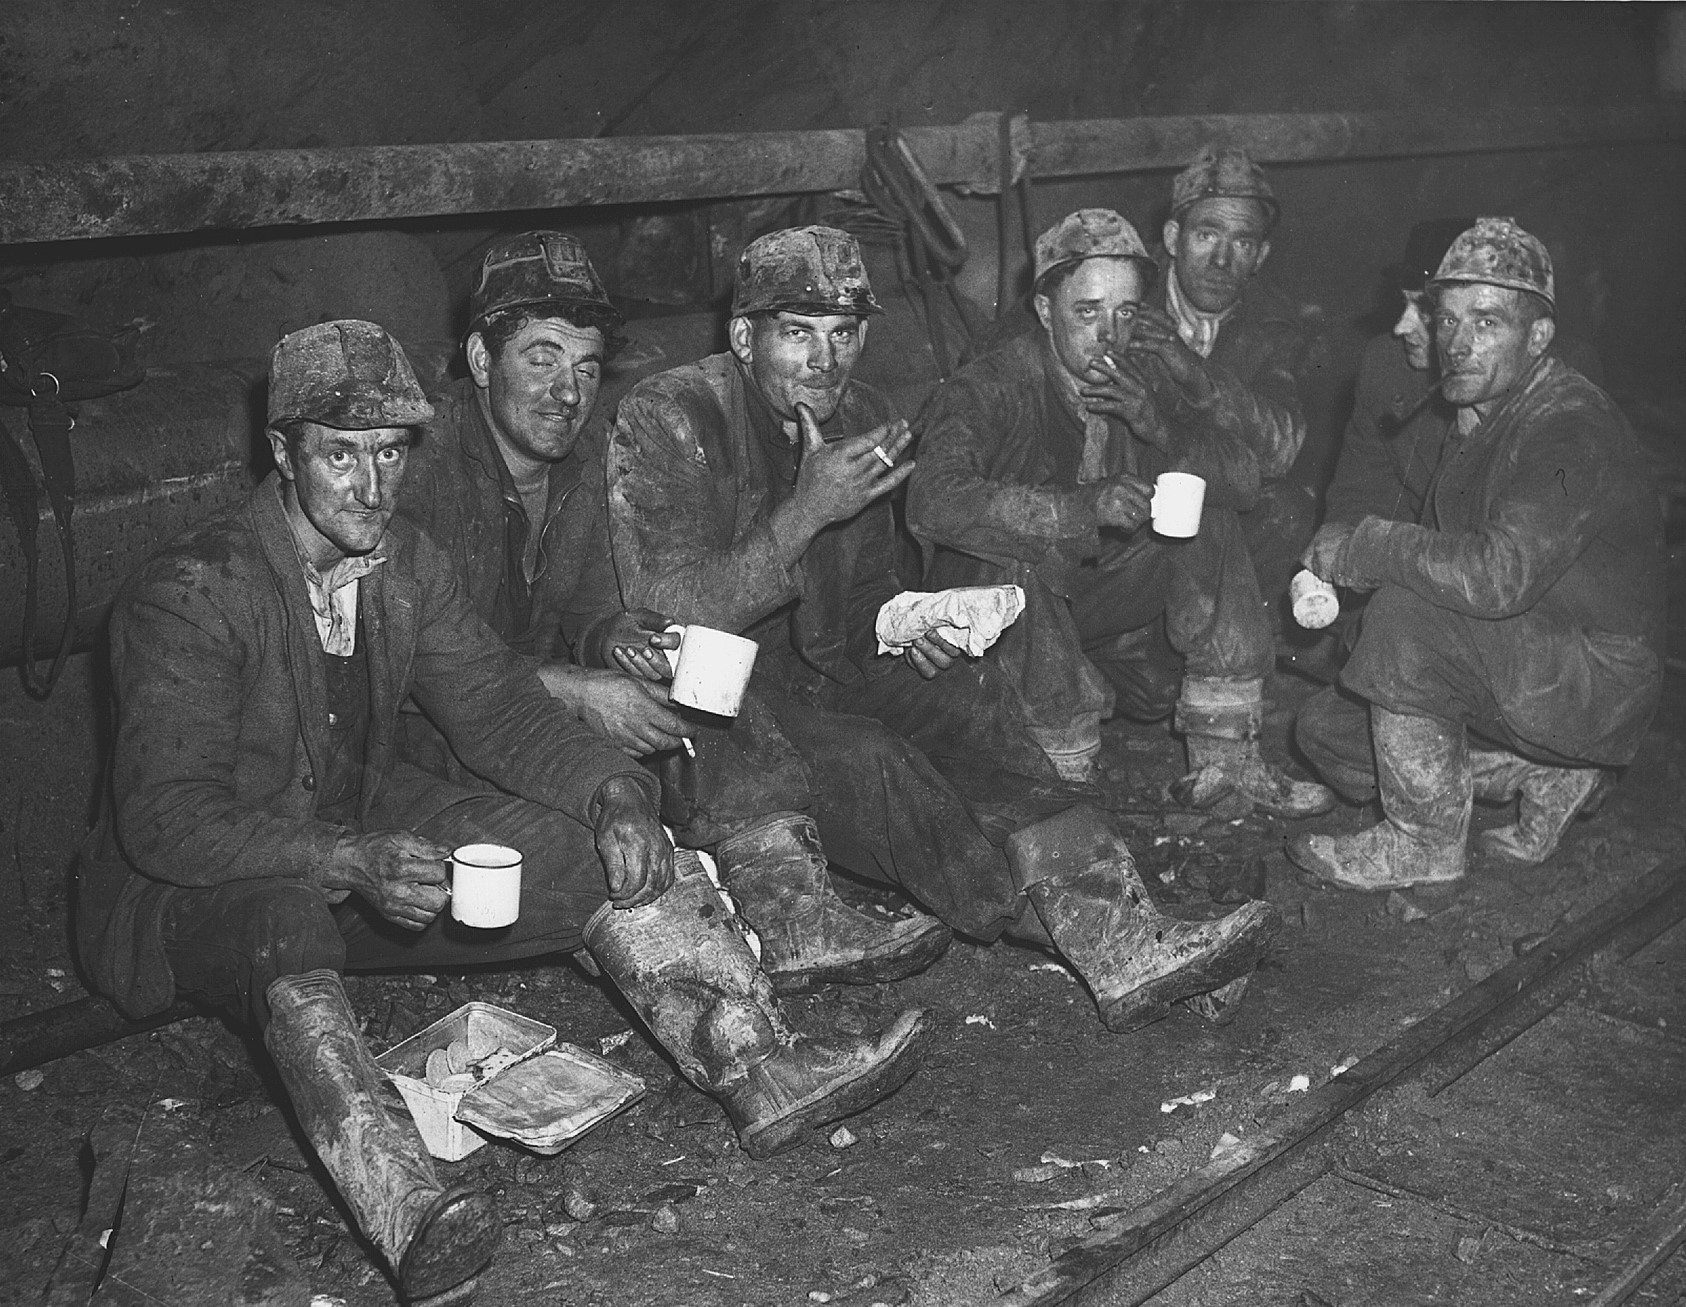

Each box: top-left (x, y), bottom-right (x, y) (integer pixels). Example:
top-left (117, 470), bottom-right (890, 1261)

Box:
top-left (2, 598), bottom-right (1685, 1307)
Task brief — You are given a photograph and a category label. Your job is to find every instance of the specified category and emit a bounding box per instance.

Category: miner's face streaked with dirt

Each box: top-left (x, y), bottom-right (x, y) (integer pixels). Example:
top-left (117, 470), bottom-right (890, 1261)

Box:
top-left (730, 311), bottom-right (868, 424)
top-left (269, 421), bottom-right (411, 566)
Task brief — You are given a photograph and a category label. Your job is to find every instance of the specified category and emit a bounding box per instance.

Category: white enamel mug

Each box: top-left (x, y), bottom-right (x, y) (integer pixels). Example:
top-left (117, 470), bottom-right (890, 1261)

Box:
top-left (664, 624), bottom-right (759, 717)
top-left (450, 844), bottom-right (522, 928)
top-left (1151, 471), bottom-right (1207, 539)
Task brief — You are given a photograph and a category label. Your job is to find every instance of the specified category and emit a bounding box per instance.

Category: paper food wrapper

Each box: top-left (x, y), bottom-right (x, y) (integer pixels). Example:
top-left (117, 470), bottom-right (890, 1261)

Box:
top-left (875, 585), bottom-right (1026, 658)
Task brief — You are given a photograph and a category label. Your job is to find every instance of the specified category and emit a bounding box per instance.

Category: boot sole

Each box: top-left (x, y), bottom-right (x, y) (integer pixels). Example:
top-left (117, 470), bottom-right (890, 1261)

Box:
top-left (397, 1187), bottom-right (503, 1302)
top-left (765, 923), bottom-right (954, 995)
top-left (1097, 903), bottom-right (1279, 1036)
top-left (738, 1011), bottom-right (935, 1159)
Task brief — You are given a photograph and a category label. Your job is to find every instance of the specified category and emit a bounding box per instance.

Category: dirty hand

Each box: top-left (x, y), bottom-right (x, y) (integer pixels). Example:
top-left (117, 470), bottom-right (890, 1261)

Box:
top-left (593, 775), bottom-right (674, 909)
top-left (1127, 305), bottom-right (1218, 407)
top-left (578, 671), bottom-right (691, 757)
top-left (594, 608), bottom-right (679, 682)
top-left (1094, 474), bottom-right (1154, 532)
top-left (1079, 354), bottom-right (1171, 450)
top-left (1302, 522), bottom-right (1359, 586)
top-left (788, 402), bottom-right (915, 532)
top-left (336, 830), bottom-right (452, 931)
top-left (905, 630), bottom-right (965, 680)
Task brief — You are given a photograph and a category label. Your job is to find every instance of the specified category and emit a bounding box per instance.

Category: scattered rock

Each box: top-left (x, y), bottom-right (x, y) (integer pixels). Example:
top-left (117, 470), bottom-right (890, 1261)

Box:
top-left (829, 1125), bottom-right (858, 1149)
top-left (640, 1180), bottom-right (704, 1205)
top-left (1011, 1162), bottom-right (1063, 1183)
top-left (13, 1068), bottom-right (44, 1091)
top-left (649, 1203), bottom-right (680, 1234)
top-left (1386, 891), bottom-right (1428, 923)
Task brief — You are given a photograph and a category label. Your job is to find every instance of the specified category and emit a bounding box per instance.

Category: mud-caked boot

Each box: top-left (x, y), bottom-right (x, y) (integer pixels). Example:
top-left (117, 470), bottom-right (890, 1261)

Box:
top-left (715, 812), bottom-right (951, 994)
top-left (1005, 806), bottom-right (1280, 1034)
top-left (1172, 676), bottom-right (1338, 819)
top-left (1287, 707), bottom-right (1470, 892)
top-left (585, 851), bottom-right (934, 1159)
top-left (1470, 749), bottom-right (1605, 866)
top-left (265, 970), bottom-right (501, 1305)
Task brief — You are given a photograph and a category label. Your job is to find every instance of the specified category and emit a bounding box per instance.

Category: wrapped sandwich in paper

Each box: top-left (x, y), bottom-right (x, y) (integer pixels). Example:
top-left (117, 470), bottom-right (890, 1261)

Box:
top-left (875, 585), bottom-right (1026, 658)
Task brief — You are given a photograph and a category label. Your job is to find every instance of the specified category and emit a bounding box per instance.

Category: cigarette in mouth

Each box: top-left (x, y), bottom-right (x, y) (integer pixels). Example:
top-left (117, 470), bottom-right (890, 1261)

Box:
top-left (682, 738), bottom-right (696, 759)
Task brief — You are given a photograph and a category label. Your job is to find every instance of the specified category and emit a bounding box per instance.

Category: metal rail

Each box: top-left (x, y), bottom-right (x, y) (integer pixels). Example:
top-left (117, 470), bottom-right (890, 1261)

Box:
top-left (1000, 860), bottom-right (1686, 1306)
top-left (1, 105), bottom-right (1681, 245)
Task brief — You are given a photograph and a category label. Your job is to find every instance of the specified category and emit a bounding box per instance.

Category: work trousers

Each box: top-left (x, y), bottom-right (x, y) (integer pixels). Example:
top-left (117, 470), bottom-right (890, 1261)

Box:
top-left (160, 780), bottom-right (609, 1030)
top-left (658, 651), bottom-right (1071, 941)
top-left (1296, 584), bottom-right (1659, 802)
top-left (1047, 503), bottom-right (1276, 728)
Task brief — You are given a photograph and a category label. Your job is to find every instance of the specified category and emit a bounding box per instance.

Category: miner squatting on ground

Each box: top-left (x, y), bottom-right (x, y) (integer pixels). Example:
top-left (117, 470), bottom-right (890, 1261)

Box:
top-left (61, 144), bottom-right (1665, 1303)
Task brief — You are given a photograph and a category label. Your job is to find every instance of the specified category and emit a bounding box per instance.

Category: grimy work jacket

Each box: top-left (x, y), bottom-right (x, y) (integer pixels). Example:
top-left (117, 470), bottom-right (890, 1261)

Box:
top-left (906, 332), bottom-right (1260, 599)
top-left (77, 477), bottom-right (651, 1017)
top-left (401, 377), bottom-right (621, 661)
top-left (1340, 355), bottom-right (1665, 765)
top-left (605, 353), bottom-right (903, 700)
top-left (1325, 332), bottom-right (1605, 532)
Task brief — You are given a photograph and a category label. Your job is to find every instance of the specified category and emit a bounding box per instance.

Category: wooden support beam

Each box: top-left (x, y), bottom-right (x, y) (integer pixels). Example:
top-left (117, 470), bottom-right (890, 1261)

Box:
top-left (1, 104), bottom-right (1681, 245)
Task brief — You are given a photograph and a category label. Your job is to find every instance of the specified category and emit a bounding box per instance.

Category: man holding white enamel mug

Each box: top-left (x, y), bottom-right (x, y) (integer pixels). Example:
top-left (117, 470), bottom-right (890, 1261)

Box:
top-left (78, 321), bottom-right (933, 1306)
top-left (910, 208), bottom-right (1333, 818)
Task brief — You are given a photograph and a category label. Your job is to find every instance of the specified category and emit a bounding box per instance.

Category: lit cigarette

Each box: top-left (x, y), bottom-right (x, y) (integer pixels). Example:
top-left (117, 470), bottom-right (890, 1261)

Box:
top-left (871, 444), bottom-right (895, 471)
top-left (682, 738), bottom-right (696, 759)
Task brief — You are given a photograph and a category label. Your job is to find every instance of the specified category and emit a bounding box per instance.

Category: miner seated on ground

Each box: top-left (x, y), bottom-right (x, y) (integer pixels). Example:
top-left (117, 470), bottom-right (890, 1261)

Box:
top-left (907, 205), bottom-right (1335, 820)
top-left (395, 228), bottom-right (950, 999)
top-left (74, 319), bottom-right (933, 1305)
top-left (1288, 217), bottom-right (1665, 892)
top-left (603, 223), bottom-right (1279, 1034)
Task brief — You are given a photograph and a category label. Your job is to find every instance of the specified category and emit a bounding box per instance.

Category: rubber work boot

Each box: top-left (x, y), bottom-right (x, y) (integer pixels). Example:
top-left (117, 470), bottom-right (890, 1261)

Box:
top-left (1005, 806), bottom-right (1280, 1034)
top-left (264, 970), bottom-right (501, 1304)
top-left (1172, 676), bottom-right (1338, 818)
top-left (1286, 707), bottom-right (1469, 892)
top-left (715, 812), bottom-right (951, 994)
top-left (1470, 749), bottom-right (1605, 866)
top-left (585, 851), bottom-right (934, 1159)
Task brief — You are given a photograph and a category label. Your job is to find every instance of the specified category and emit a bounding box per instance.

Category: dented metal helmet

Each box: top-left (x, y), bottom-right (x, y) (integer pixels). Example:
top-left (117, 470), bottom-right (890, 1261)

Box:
top-left (731, 226), bottom-right (883, 318)
top-left (267, 320), bottom-right (433, 430)
top-left (468, 230), bottom-right (620, 336)
top-left (1032, 209), bottom-right (1154, 290)
top-left (1430, 216), bottom-right (1556, 311)
top-left (1169, 145), bottom-right (1279, 229)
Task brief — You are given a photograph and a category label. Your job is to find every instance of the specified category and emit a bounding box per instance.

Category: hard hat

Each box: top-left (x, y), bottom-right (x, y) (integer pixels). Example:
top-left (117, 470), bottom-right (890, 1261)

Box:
top-left (1032, 209), bottom-right (1154, 290)
top-left (468, 230), bottom-right (621, 336)
top-left (1169, 145), bottom-right (1279, 230)
top-left (1429, 217), bottom-right (1556, 311)
top-left (267, 320), bottom-right (433, 430)
top-left (731, 226), bottom-right (883, 318)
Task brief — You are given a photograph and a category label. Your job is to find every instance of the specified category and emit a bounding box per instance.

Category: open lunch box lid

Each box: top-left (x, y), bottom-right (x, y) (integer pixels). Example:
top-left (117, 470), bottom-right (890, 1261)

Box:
top-left (376, 1001), bottom-right (645, 1158)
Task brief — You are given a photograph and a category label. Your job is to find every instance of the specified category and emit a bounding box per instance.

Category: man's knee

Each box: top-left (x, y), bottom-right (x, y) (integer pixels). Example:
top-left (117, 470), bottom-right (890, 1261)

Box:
top-left (1344, 585), bottom-right (1475, 716)
top-left (241, 881), bottom-right (345, 974)
top-left (164, 879), bottom-right (345, 1025)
